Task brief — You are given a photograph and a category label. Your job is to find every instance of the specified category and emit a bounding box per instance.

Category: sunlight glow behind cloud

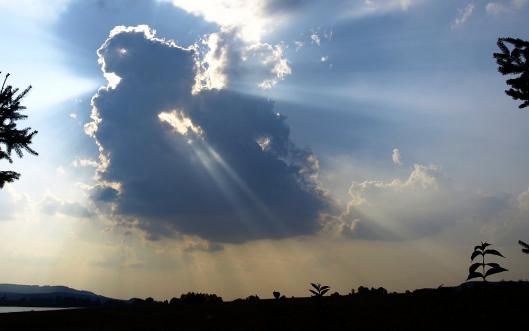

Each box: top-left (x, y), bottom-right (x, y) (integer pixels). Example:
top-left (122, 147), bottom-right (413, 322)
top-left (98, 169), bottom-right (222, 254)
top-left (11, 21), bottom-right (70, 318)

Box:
top-left (159, 110), bottom-right (204, 138)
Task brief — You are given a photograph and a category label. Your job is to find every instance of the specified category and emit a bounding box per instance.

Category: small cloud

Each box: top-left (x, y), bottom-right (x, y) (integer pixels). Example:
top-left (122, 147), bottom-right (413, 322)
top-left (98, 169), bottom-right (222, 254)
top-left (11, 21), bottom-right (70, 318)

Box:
top-left (310, 33), bottom-right (321, 46)
top-left (73, 158), bottom-right (99, 168)
top-left (40, 192), bottom-right (94, 219)
top-left (392, 148), bottom-right (402, 166)
top-left (294, 40), bottom-right (304, 51)
top-left (451, 3), bottom-right (475, 29)
top-left (69, 113), bottom-right (77, 119)
top-left (486, 0), bottom-right (528, 14)
top-left (320, 56), bottom-right (329, 63)
top-left (486, 2), bottom-right (506, 14)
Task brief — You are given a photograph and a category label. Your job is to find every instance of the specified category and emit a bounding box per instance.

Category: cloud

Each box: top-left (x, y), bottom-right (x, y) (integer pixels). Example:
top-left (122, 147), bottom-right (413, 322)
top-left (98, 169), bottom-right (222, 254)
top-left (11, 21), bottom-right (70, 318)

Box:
top-left (72, 158), bottom-right (99, 168)
top-left (160, 0), bottom-right (425, 92)
top-left (85, 25), bottom-right (329, 243)
top-left (392, 148), bottom-right (402, 165)
top-left (194, 28), bottom-right (292, 92)
top-left (165, 0), bottom-right (421, 39)
top-left (0, 186), bottom-right (30, 221)
top-left (310, 33), bottom-right (321, 46)
top-left (486, 0), bottom-right (529, 14)
top-left (163, 0), bottom-right (422, 85)
top-left (164, 0), bottom-right (272, 42)
top-left (451, 3), bottom-right (475, 29)
top-left (322, 163), bottom-right (527, 241)
top-left (40, 192), bottom-right (94, 219)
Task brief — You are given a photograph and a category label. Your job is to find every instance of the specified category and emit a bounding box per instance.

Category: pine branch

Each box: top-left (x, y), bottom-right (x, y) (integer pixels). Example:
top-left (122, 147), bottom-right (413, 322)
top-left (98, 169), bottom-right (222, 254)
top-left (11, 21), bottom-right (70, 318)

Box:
top-left (0, 72), bottom-right (37, 188)
top-left (494, 37), bottom-right (529, 109)
top-left (0, 171), bottom-right (20, 188)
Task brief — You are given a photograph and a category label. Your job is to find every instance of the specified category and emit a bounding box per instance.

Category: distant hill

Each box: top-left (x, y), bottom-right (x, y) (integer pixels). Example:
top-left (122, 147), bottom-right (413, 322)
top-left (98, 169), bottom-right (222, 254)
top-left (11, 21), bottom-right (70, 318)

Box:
top-left (0, 284), bottom-right (121, 307)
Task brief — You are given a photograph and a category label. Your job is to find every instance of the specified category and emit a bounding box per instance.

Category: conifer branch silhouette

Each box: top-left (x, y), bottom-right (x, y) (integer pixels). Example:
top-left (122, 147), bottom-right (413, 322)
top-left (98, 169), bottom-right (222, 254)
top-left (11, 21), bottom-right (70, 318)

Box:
top-left (0, 72), bottom-right (38, 188)
top-left (519, 240), bottom-right (529, 254)
top-left (493, 37), bottom-right (529, 109)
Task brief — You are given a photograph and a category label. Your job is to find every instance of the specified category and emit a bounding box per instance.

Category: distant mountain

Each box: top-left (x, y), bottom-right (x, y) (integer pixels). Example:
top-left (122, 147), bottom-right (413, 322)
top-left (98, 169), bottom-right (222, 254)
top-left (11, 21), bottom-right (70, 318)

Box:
top-left (0, 284), bottom-right (121, 307)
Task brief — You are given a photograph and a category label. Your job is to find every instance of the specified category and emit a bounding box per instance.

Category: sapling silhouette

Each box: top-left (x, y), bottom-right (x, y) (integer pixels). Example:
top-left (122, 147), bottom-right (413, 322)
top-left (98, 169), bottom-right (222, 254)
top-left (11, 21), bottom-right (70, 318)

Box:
top-left (273, 291), bottom-right (281, 300)
top-left (309, 283), bottom-right (330, 297)
top-left (0, 72), bottom-right (38, 188)
top-left (493, 37), bottom-right (529, 109)
top-left (467, 241), bottom-right (508, 281)
top-left (519, 240), bottom-right (529, 254)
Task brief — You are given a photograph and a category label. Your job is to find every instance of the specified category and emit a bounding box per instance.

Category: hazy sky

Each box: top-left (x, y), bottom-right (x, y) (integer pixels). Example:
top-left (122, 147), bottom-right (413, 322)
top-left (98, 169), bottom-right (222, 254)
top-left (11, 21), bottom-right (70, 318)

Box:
top-left (0, 0), bottom-right (528, 300)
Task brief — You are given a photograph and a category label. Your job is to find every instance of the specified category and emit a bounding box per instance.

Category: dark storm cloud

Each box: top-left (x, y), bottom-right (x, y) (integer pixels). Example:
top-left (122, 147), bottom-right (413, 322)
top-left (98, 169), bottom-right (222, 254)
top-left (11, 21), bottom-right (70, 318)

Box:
top-left (88, 26), bottom-right (329, 243)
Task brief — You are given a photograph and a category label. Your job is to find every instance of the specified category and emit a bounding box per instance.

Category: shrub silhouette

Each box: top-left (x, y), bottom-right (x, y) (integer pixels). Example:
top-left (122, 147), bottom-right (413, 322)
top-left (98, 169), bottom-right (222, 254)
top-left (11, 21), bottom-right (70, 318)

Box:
top-left (493, 37), bottom-right (529, 109)
top-left (467, 241), bottom-right (508, 281)
top-left (357, 286), bottom-right (370, 295)
top-left (309, 283), bottom-right (330, 297)
top-left (519, 240), bottom-right (529, 254)
top-left (272, 291), bottom-right (286, 300)
top-left (330, 291), bottom-right (341, 298)
top-left (179, 292), bottom-right (222, 304)
top-left (0, 72), bottom-right (38, 188)
top-left (245, 295), bottom-right (260, 303)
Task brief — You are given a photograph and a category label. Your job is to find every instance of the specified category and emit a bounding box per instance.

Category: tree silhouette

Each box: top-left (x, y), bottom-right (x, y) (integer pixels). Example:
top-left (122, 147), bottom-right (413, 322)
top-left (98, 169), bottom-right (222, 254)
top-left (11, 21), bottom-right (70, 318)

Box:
top-left (493, 37), bottom-right (529, 109)
top-left (0, 72), bottom-right (38, 188)
top-left (467, 241), bottom-right (508, 281)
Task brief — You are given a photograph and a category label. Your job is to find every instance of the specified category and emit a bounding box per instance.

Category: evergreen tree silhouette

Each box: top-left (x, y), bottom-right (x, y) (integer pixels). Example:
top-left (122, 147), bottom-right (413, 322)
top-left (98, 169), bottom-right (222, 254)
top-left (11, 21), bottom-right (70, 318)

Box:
top-left (519, 240), bottom-right (529, 254)
top-left (493, 37), bottom-right (529, 109)
top-left (0, 72), bottom-right (38, 188)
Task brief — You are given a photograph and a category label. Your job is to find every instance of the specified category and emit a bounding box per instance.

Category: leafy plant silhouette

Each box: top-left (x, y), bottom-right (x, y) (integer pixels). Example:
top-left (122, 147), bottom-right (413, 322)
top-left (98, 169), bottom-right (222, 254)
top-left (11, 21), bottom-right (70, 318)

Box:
top-left (519, 240), bottom-right (529, 254)
top-left (0, 72), bottom-right (38, 188)
top-left (467, 241), bottom-right (508, 281)
top-left (309, 283), bottom-right (330, 297)
top-left (493, 37), bottom-right (529, 109)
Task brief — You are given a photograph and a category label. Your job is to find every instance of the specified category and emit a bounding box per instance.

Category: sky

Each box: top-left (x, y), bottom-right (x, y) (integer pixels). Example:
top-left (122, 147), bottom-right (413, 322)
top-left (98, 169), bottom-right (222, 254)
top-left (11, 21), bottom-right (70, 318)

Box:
top-left (0, 0), bottom-right (528, 300)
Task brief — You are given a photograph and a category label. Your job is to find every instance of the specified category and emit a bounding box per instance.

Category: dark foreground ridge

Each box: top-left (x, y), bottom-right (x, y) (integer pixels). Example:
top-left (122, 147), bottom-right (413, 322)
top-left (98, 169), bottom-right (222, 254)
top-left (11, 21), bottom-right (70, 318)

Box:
top-left (1, 281), bottom-right (528, 330)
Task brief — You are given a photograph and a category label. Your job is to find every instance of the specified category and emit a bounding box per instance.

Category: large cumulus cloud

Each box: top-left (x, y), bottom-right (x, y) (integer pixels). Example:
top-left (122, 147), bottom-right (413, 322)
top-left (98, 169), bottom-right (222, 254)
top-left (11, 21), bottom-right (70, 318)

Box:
top-left (86, 26), bottom-right (328, 243)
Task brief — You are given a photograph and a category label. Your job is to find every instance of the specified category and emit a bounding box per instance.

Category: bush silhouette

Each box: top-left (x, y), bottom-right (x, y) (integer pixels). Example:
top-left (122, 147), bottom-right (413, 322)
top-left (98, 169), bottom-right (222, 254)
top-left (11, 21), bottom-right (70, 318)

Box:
top-left (0, 72), bottom-right (38, 188)
top-left (467, 241), bottom-right (508, 281)
top-left (309, 283), bottom-right (330, 297)
top-left (179, 292), bottom-right (222, 304)
top-left (493, 37), bottom-right (529, 109)
top-left (245, 295), bottom-right (260, 303)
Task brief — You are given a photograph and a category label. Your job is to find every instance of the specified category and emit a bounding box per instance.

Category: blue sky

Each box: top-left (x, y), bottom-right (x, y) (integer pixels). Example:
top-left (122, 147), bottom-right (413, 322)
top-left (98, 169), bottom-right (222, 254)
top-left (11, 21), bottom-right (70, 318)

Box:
top-left (0, 0), bottom-right (528, 299)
